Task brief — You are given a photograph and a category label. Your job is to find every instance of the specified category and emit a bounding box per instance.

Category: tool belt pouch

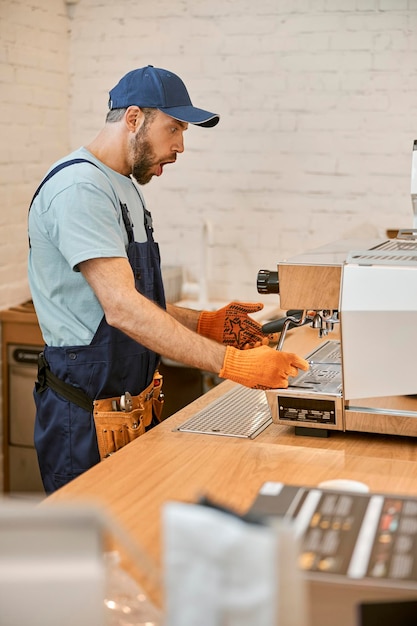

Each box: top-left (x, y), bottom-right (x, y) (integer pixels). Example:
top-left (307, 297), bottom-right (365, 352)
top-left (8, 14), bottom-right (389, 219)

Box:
top-left (93, 372), bottom-right (164, 460)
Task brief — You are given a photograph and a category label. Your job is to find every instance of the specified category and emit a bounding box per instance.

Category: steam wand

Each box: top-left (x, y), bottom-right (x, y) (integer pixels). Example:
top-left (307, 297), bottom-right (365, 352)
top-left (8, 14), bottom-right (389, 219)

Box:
top-left (275, 311), bottom-right (311, 351)
top-left (262, 310), bottom-right (339, 351)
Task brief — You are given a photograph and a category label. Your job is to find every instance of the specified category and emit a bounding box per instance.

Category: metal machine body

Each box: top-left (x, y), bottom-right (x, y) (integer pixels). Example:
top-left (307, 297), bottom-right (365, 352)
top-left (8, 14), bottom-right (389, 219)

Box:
top-left (266, 231), bottom-right (417, 437)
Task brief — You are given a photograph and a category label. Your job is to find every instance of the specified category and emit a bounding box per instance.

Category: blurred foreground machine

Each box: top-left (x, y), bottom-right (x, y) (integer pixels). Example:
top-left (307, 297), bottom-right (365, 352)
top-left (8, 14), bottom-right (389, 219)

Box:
top-left (261, 230), bottom-right (417, 437)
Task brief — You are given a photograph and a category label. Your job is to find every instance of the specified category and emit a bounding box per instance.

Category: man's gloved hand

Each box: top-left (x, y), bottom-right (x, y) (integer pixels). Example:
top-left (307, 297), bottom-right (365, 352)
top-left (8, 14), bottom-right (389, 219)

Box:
top-left (219, 345), bottom-right (309, 390)
top-left (197, 301), bottom-right (268, 349)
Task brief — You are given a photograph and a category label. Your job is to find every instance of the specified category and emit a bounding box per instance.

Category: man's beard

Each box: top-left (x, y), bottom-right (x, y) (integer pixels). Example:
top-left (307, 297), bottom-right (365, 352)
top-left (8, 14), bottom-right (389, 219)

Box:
top-left (131, 126), bottom-right (156, 185)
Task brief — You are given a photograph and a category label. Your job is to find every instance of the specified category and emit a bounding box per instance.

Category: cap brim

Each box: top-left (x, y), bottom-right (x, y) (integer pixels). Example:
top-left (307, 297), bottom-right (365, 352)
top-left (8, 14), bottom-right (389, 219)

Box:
top-left (158, 105), bottom-right (220, 128)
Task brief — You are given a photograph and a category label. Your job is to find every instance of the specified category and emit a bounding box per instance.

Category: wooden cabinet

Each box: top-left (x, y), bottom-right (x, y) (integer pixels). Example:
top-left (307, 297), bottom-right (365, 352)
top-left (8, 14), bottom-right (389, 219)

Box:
top-left (0, 301), bottom-right (44, 492)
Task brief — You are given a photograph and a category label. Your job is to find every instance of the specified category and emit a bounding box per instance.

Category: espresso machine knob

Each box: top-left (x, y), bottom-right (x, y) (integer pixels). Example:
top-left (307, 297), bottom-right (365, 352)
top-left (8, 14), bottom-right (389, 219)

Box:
top-left (257, 269), bottom-right (279, 294)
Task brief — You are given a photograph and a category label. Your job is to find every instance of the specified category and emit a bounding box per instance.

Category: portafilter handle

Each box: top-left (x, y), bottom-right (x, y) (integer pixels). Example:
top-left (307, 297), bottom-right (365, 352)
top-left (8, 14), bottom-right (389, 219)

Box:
top-left (261, 310), bottom-right (306, 335)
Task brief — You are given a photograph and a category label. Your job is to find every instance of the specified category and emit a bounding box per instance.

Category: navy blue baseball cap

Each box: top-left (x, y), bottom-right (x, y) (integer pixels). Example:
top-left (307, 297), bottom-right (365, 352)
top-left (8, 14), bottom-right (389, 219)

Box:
top-left (108, 65), bottom-right (219, 128)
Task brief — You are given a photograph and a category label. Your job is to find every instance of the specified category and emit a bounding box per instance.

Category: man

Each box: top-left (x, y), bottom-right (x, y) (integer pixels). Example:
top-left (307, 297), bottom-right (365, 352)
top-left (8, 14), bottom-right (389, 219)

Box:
top-left (28, 65), bottom-right (308, 493)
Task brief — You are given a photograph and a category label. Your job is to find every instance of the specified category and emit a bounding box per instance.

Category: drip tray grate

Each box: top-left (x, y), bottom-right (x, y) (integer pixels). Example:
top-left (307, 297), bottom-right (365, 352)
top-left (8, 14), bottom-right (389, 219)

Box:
top-left (176, 385), bottom-right (272, 439)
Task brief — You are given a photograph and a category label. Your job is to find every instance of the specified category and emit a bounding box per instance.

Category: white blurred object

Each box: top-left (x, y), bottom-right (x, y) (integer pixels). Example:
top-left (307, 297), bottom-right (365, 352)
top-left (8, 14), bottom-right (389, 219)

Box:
top-left (104, 551), bottom-right (162, 626)
top-left (318, 479), bottom-right (369, 493)
top-left (0, 500), bottom-right (105, 626)
top-left (198, 219), bottom-right (212, 307)
top-left (181, 220), bottom-right (213, 307)
top-left (162, 501), bottom-right (308, 626)
top-left (181, 280), bottom-right (200, 299)
top-left (411, 139), bottom-right (417, 228)
top-left (161, 266), bottom-right (183, 304)
top-left (0, 498), bottom-right (163, 626)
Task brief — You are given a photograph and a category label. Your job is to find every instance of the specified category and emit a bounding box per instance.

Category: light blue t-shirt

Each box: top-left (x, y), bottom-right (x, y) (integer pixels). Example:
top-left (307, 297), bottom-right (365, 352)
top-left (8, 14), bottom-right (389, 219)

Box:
top-left (28, 147), bottom-right (148, 346)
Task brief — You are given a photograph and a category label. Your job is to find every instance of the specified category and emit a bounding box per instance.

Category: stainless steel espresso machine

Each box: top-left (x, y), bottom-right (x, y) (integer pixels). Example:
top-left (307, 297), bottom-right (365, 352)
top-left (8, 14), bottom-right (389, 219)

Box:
top-left (258, 230), bottom-right (417, 437)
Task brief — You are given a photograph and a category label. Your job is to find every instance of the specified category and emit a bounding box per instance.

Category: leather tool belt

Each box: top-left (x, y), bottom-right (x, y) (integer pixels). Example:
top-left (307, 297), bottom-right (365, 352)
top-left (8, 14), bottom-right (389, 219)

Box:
top-left (36, 352), bottom-right (164, 460)
top-left (93, 372), bottom-right (164, 460)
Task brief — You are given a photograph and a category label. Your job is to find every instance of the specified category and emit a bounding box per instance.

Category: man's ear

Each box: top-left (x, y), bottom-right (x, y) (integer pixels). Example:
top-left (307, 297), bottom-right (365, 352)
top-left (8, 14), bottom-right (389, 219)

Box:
top-left (125, 106), bottom-right (145, 132)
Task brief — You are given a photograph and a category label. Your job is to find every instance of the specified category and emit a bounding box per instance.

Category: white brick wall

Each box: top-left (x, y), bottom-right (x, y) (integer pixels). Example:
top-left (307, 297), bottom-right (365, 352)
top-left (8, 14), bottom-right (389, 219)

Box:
top-left (0, 0), bottom-right (70, 310)
top-left (64, 0), bottom-right (417, 301)
top-left (0, 0), bottom-right (417, 308)
top-left (1, 0), bottom-right (417, 305)
top-left (0, 0), bottom-right (70, 489)
top-left (0, 0), bottom-right (416, 493)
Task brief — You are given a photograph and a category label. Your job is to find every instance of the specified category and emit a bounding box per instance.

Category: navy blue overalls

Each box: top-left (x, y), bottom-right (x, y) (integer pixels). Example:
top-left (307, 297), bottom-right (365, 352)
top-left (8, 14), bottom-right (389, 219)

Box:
top-left (30, 159), bottom-right (166, 493)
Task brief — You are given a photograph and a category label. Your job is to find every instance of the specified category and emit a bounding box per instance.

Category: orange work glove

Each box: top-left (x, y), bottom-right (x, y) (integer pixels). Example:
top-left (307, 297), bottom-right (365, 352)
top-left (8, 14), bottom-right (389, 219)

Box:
top-left (219, 345), bottom-right (309, 390)
top-left (197, 301), bottom-right (268, 349)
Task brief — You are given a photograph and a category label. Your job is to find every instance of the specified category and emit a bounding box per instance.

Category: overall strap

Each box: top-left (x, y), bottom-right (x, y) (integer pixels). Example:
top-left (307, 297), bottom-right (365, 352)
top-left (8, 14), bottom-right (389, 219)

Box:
top-left (28, 158), bottom-right (135, 245)
top-left (130, 182), bottom-right (155, 242)
top-left (119, 203), bottom-right (135, 244)
top-left (29, 158), bottom-right (100, 209)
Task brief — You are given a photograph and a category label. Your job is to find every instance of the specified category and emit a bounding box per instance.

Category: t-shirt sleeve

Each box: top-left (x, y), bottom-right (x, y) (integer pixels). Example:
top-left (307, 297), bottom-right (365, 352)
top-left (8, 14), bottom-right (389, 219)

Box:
top-left (47, 180), bottom-right (127, 271)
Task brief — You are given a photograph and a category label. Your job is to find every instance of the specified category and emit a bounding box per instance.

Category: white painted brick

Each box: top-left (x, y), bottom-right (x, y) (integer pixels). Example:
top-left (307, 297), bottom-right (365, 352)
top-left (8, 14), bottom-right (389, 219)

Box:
top-left (355, 0), bottom-right (379, 10)
top-left (345, 12), bottom-right (409, 31)
top-left (0, 0), bottom-right (69, 329)
top-left (379, 0), bottom-right (409, 10)
top-left (330, 31), bottom-right (375, 50)
top-left (2, 0), bottom-right (417, 315)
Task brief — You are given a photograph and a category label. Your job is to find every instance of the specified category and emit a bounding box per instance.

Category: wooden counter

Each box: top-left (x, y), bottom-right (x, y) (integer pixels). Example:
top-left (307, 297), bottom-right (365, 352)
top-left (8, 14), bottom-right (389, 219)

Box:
top-left (45, 326), bottom-right (417, 618)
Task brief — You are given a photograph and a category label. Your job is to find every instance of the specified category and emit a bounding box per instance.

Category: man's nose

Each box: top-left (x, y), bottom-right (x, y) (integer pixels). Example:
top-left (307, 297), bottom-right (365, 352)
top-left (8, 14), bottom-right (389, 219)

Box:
top-left (173, 134), bottom-right (185, 153)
